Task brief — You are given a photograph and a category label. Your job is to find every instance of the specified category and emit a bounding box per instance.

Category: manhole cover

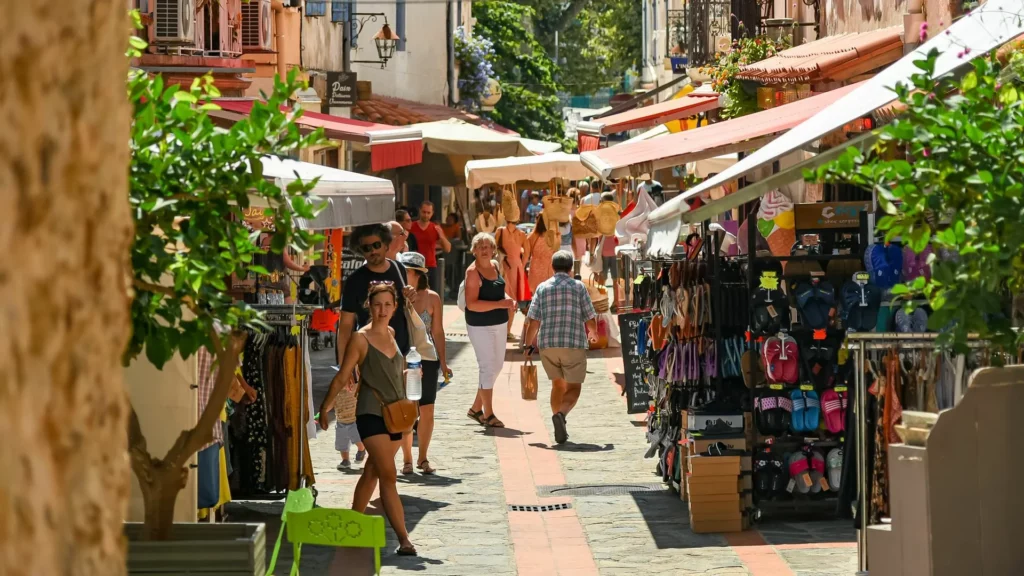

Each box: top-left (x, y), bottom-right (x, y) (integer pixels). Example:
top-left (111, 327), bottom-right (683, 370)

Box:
top-left (537, 484), bottom-right (665, 496)
top-left (508, 503), bottom-right (573, 512)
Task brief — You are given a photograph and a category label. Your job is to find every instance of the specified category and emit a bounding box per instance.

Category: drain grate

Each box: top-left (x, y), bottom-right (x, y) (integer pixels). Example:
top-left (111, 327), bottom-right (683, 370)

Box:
top-left (508, 503), bottom-right (572, 513)
top-left (537, 483), bottom-right (666, 496)
top-left (444, 332), bottom-right (470, 341)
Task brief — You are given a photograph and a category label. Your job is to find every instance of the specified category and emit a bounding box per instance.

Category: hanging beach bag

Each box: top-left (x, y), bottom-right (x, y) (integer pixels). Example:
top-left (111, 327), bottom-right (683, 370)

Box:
top-left (596, 200), bottom-right (621, 236)
top-left (572, 205), bottom-right (601, 238)
top-left (501, 185), bottom-right (521, 223)
top-left (542, 188), bottom-right (572, 223)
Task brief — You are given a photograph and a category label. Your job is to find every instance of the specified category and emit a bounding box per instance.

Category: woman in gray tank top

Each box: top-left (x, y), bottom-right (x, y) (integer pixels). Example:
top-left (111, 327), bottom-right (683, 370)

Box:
top-left (318, 283), bottom-right (416, 556)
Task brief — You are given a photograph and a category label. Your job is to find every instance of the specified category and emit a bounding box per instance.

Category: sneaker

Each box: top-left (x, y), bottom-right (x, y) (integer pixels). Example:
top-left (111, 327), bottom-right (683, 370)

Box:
top-left (552, 412), bottom-right (569, 444)
top-left (355, 450), bottom-right (366, 463)
top-left (337, 460), bottom-right (351, 471)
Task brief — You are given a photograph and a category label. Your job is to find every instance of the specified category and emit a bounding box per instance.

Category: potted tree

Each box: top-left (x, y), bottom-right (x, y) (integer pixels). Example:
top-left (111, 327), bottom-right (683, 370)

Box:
top-left (122, 15), bottom-right (324, 574)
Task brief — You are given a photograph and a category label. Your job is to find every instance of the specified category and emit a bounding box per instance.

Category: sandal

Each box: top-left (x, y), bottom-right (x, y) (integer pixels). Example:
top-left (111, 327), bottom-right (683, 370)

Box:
top-left (396, 544), bottom-right (417, 556)
top-left (483, 415), bottom-right (505, 428)
top-left (417, 460), bottom-right (435, 475)
top-left (467, 409), bottom-right (484, 424)
top-left (402, 461), bottom-right (414, 475)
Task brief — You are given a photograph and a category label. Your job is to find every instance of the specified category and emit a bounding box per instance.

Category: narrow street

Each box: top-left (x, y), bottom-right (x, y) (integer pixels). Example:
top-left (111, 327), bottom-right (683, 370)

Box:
top-left (231, 305), bottom-right (856, 575)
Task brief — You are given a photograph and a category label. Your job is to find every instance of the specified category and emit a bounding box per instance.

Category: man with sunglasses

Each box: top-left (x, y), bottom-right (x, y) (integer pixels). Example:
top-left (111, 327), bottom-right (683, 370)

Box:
top-left (337, 224), bottom-right (415, 366)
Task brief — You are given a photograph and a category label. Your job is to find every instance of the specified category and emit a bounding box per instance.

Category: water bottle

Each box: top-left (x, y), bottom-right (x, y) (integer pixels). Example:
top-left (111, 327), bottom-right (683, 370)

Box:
top-left (406, 347), bottom-right (423, 401)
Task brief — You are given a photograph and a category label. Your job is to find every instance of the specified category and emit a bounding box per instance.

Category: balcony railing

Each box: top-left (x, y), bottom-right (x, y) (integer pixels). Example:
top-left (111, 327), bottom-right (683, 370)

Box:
top-left (682, 0), bottom-right (761, 67)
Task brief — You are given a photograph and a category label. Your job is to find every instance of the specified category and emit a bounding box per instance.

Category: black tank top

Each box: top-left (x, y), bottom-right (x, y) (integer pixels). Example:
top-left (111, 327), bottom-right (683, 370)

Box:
top-left (466, 269), bottom-right (510, 327)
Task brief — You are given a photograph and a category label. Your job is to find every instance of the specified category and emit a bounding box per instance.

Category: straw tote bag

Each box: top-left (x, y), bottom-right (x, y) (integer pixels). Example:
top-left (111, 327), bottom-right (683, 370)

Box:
top-left (501, 185), bottom-right (521, 223)
top-left (542, 189), bottom-right (572, 223)
top-left (572, 205), bottom-right (601, 238)
top-left (596, 200), bottom-right (621, 236)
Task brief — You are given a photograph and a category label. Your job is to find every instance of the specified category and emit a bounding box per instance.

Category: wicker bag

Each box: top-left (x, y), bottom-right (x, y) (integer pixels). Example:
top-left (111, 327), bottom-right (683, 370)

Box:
top-left (572, 205), bottom-right (600, 238)
top-left (542, 189), bottom-right (572, 223)
top-left (501, 185), bottom-right (521, 223)
top-left (596, 200), bottom-right (621, 236)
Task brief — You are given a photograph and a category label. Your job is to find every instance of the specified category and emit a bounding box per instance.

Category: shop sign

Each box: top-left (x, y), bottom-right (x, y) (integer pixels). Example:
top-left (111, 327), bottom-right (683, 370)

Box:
top-left (794, 201), bottom-right (871, 230)
top-left (326, 71), bottom-right (358, 107)
top-left (670, 57), bottom-right (688, 74)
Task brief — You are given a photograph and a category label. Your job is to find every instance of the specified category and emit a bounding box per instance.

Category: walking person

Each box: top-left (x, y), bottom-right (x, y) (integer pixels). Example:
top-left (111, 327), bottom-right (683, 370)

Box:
top-left (524, 251), bottom-right (599, 444)
top-left (319, 283), bottom-right (416, 556)
top-left (398, 252), bottom-right (447, 475)
top-left (408, 201), bottom-right (452, 293)
top-left (395, 210), bottom-right (418, 252)
top-left (386, 220), bottom-right (409, 260)
top-left (336, 224), bottom-right (413, 367)
top-left (495, 220), bottom-right (527, 340)
top-left (476, 205), bottom-right (498, 234)
top-left (464, 233), bottom-right (516, 428)
top-left (333, 374), bottom-right (365, 470)
top-left (524, 213), bottom-right (555, 293)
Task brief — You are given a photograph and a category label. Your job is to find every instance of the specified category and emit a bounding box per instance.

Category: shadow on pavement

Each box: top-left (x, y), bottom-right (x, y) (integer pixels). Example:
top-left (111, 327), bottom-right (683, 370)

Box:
top-left (528, 441), bottom-right (615, 452)
top-left (627, 491), bottom-right (730, 550)
top-left (397, 474), bottom-right (463, 488)
top-left (476, 426), bottom-right (530, 438)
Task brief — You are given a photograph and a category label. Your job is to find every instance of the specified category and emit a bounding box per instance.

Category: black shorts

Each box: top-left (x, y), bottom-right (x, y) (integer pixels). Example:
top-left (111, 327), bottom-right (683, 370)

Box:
top-left (356, 414), bottom-right (402, 442)
top-left (420, 360), bottom-right (441, 406)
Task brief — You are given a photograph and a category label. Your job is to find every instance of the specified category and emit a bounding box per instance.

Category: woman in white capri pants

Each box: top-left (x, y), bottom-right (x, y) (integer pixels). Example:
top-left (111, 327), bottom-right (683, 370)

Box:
top-left (464, 233), bottom-right (516, 428)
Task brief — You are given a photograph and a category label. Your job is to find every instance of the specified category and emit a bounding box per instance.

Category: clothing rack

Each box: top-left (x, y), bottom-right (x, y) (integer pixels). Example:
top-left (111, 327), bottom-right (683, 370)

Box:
top-left (847, 333), bottom-right (987, 573)
top-left (247, 303), bottom-right (319, 495)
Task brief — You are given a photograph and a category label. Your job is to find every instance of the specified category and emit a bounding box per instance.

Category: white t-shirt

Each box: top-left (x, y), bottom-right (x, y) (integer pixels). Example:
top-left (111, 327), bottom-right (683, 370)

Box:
top-left (581, 192), bottom-right (601, 205)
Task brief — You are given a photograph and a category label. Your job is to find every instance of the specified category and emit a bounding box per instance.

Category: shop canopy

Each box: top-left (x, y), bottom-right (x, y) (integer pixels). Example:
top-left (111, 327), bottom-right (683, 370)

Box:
top-left (644, 2), bottom-right (1024, 256)
top-left (735, 26), bottom-right (904, 84)
top-left (410, 119), bottom-right (534, 158)
top-left (464, 152), bottom-right (598, 188)
top-left (576, 93), bottom-right (722, 151)
top-left (521, 138), bottom-right (563, 154)
top-left (580, 82), bottom-right (859, 180)
top-left (256, 156), bottom-right (395, 230)
top-left (216, 100), bottom-right (423, 172)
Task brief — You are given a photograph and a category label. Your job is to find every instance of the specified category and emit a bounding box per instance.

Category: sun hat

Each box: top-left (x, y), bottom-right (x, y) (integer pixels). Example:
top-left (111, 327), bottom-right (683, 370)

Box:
top-left (398, 251), bottom-right (428, 272)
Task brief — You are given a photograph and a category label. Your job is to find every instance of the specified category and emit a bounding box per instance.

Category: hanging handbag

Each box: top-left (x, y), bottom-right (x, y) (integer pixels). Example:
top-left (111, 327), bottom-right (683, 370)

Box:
top-left (404, 300), bottom-right (438, 361)
top-left (572, 205), bottom-right (600, 238)
top-left (370, 387), bottom-right (418, 435)
top-left (501, 185), bottom-right (521, 223)
top-left (520, 358), bottom-right (538, 400)
top-left (542, 189), bottom-right (572, 223)
top-left (596, 200), bottom-right (621, 236)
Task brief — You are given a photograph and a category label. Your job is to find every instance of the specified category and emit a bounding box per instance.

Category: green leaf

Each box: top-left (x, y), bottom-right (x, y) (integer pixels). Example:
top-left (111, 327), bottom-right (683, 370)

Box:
top-left (961, 71), bottom-right (978, 92)
top-left (999, 84), bottom-right (1019, 105)
top-left (890, 283), bottom-right (910, 295)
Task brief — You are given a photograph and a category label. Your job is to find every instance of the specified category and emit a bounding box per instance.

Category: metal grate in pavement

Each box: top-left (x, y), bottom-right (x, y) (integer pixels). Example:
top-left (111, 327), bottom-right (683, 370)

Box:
top-left (508, 503), bottom-right (573, 513)
top-left (536, 483), bottom-right (666, 496)
top-left (444, 332), bottom-right (470, 341)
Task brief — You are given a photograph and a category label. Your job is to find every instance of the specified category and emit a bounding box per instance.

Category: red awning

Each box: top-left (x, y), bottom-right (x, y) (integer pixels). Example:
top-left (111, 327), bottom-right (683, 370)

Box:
top-left (579, 83), bottom-right (860, 180)
top-left (575, 92), bottom-right (721, 151)
top-left (215, 100), bottom-right (423, 172)
top-left (735, 26), bottom-right (904, 84)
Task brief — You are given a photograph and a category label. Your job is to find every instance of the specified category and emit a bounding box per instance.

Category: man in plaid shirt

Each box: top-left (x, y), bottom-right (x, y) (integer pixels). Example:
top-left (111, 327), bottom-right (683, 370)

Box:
top-left (525, 250), bottom-right (598, 444)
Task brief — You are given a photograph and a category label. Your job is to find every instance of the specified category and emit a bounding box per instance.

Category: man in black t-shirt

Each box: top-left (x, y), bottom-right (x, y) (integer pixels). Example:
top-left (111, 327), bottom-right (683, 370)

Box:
top-left (337, 224), bottom-right (414, 365)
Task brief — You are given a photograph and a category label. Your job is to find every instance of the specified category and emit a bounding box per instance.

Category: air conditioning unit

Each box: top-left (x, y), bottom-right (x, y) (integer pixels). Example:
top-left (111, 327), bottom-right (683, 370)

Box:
top-left (242, 0), bottom-right (273, 51)
top-left (154, 0), bottom-right (196, 44)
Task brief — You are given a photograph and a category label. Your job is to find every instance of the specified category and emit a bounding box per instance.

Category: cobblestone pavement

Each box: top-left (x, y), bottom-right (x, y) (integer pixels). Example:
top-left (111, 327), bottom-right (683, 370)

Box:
top-left (229, 305), bottom-right (857, 575)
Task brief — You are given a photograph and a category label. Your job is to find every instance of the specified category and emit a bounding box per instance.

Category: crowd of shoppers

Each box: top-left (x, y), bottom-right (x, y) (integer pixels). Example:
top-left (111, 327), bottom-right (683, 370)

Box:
top-left (316, 182), bottom-right (617, 557)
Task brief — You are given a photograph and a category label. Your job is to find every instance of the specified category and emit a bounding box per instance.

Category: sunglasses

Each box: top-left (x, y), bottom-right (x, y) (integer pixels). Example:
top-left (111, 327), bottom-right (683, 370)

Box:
top-left (359, 241), bottom-right (384, 254)
top-left (369, 280), bottom-right (395, 286)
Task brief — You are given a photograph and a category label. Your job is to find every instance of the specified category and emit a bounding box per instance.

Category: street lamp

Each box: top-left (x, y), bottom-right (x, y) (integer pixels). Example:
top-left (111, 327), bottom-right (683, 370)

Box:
top-left (347, 14), bottom-right (403, 69)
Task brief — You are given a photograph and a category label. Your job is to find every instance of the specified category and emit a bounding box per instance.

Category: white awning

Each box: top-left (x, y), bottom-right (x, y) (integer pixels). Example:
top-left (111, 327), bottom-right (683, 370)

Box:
top-left (464, 152), bottom-right (599, 188)
top-left (257, 156), bottom-right (396, 229)
top-left (521, 138), bottom-right (563, 154)
top-left (648, 1), bottom-right (1024, 225)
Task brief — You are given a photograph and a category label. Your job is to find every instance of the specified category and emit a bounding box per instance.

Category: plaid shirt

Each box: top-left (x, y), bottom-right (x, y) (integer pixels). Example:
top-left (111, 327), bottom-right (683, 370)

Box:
top-left (197, 347), bottom-right (224, 450)
top-left (528, 273), bottom-right (597, 350)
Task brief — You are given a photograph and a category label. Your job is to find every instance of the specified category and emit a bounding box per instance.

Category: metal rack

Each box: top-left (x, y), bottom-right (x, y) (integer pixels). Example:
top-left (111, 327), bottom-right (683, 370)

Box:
top-left (847, 333), bottom-right (987, 573)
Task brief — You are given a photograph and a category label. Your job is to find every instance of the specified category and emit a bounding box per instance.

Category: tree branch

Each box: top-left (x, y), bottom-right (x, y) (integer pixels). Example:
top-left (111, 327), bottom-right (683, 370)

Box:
top-left (163, 330), bottom-right (247, 470)
top-left (128, 404), bottom-right (156, 488)
top-left (133, 278), bottom-right (175, 297)
top-left (553, 0), bottom-right (590, 33)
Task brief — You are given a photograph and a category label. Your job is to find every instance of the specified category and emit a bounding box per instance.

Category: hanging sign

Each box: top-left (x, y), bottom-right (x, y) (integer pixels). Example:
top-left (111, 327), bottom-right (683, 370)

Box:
top-left (794, 201), bottom-right (871, 230)
top-left (326, 71), bottom-right (358, 107)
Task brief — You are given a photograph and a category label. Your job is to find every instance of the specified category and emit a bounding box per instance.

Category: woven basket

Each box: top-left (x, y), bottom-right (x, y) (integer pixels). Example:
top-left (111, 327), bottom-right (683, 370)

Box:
top-left (596, 201), bottom-right (621, 236)
top-left (573, 206), bottom-right (600, 238)
top-left (592, 297), bottom-right (610, 313)
top-left (501, 186), bottom-right (521, 223)
top-left (542, 191), bottom-right (572, 223)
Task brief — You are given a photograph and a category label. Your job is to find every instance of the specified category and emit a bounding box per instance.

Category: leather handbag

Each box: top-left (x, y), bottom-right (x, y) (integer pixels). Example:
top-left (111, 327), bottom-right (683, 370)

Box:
top-left (370, 387), bottom-right (418, 434)
top-left (404, 301), bottom-right (438, 361)
top-left (542, 189), bottom-right (572, 223)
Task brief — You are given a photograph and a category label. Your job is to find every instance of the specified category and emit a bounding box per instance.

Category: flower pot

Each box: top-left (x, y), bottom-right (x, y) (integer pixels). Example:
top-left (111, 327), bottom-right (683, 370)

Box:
top-left (125, 522), bottom-right (267, 575)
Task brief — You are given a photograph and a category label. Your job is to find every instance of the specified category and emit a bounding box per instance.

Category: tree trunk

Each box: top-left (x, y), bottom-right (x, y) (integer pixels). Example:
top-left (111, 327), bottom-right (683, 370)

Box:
top-left (0, 2), bottom-right (133, 576)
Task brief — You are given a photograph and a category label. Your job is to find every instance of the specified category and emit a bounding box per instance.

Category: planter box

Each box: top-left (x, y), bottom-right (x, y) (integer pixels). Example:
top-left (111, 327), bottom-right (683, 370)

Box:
top-left (125, 522), bottom-right (266, 576)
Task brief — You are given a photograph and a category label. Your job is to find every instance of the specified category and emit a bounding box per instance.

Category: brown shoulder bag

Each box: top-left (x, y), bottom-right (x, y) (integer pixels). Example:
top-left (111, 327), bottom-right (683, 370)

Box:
top-left (370, 388), bottom-right (418, 434)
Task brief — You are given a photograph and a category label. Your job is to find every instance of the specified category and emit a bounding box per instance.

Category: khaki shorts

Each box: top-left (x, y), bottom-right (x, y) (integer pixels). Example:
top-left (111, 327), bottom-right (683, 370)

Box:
top-left (539, 348), bottom-right (588, 384)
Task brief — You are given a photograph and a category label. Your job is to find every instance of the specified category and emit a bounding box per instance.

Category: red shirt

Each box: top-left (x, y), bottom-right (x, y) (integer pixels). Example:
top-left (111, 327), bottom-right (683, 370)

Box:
top-left (410, 221), bottom-right (440, 267)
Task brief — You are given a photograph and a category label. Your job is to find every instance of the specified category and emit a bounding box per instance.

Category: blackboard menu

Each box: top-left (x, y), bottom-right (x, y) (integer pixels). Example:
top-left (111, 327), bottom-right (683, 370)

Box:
top-left (617, 312), bottom-right (651, 414)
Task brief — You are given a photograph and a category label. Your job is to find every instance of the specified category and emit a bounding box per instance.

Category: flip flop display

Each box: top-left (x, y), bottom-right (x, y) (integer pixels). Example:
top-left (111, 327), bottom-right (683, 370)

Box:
top-left (822, 389), bottom-right (845, 433)
top-left (803, 390), bottom-right (821, 432)
top-left (790, 389), bottom-right (807, 433)
top-left (808, 450), bottom-right (827, 494)
top-left (827, 448), bottom-right (843, 491)
top-left (787, 452), bottom-right (812, 494)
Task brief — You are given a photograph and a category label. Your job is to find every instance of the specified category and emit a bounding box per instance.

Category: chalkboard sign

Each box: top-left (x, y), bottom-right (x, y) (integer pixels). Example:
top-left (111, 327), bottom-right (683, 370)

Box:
top-left (617, 312), bottom-right (651, 414)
